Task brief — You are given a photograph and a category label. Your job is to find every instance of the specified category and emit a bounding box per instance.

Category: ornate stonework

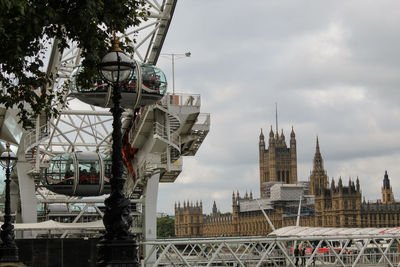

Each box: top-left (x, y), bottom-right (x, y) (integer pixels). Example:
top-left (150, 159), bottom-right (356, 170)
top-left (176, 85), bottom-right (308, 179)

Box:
top-left (175, 128), bottom-right (400, 238)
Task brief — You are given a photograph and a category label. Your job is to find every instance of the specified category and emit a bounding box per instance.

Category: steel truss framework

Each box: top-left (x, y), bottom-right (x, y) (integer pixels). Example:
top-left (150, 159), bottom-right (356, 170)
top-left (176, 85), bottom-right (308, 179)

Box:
top-left (22, 0), bottom-right (177, 180)
top-left (142, 234), bottom-right (400, 267)
top-left (30, 0), bottom-right (178, 159)
top-left (5, 0), bottom-right (179, 236)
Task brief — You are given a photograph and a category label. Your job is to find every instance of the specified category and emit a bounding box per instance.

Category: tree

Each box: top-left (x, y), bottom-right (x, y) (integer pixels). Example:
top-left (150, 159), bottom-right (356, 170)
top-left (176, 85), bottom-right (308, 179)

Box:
top-left (157, 216), bottom-right (175, 238)
top-left (0, 0), bottom-right (149, 129)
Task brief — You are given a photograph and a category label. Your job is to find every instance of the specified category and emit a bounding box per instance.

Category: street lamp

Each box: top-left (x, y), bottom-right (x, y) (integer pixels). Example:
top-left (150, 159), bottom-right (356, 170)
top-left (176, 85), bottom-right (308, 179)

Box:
top-left (161, 52), bottom-right (191, 98)
top-left (0, 143), bottom-right (19, 263)
top-left (96, 35), bottom-right (138, 266)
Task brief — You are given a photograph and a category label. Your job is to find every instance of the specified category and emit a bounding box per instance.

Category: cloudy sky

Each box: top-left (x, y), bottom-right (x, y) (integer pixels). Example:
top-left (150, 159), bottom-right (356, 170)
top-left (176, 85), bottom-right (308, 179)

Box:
top-left (154, 1), bottom-right (400, 215)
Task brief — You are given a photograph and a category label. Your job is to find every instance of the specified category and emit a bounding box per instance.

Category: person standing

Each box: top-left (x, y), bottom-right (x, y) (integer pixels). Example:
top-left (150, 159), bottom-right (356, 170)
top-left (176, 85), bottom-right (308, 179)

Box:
top-left (300, 246), bottom-right (305, 266)
top-left (294, 245), bottom-right (300, 266)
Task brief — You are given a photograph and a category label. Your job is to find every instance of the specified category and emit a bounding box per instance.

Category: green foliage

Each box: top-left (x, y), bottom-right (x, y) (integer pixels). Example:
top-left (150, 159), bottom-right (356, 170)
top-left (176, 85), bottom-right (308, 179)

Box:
top-left (0, 0), bottom-right (149, 129)
top-left (157, 216), bottom-right (175, 238)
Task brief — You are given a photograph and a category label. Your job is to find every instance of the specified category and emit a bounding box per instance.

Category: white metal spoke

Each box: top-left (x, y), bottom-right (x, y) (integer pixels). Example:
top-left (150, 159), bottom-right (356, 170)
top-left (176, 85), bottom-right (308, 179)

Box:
top-left (325, 238), bottom-right (346, 267)
top-left (206, 243), bottom-right (224, 267)
top-left (171, 244), bottom-right (192, 267)
top-left (373, 238), bottom-right (394, 267)
top-left (255, 241), bottom-right (276, 267)
top-left (224, 242), bottom-right (245, 267)
top-left (352, 238), bottom-right (370, 267)
top-left (153, 243), bottom-right (172, 266)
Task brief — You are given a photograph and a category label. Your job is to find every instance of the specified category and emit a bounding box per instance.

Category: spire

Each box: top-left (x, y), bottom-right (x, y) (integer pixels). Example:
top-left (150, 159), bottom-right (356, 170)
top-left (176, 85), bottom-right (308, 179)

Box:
top-left (259, 128), bottom-right (265, 149)
top-left (280, 129), bottom-right (285, 141)
top-left (338, 177), bottom-right (343, 187)
top-left (275, 102), bottom-right (278, 134)
top-left (383, 170), bottom-right (390, 189)
top-left (269, 125), bottom-right (275, 145)
top-left (212, 201), bottom-right (217, 215)
top-left (356, 176), bottom-right (360, 192)
top-left (313, 136), bottom-right (324, 171)
top-left (291, 126), bottom-right (295, 138)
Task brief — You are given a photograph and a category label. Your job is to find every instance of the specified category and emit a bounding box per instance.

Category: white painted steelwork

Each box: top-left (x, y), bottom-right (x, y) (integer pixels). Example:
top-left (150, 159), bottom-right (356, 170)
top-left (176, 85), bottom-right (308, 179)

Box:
top-left (0, 0), bottom-right (179, 228)
top-left (141, 232), bottom-right (400, 267)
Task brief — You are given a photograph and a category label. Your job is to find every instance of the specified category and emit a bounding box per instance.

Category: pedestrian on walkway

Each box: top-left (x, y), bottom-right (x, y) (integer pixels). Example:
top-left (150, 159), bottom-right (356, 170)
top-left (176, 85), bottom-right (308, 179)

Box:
top-left (294, 245), bottom-right (300, 266)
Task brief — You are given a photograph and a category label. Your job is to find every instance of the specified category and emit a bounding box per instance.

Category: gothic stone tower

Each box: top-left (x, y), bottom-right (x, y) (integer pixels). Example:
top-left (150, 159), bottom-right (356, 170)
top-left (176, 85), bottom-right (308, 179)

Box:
top-left (259, 126), bottom-right (297, 197)
top-left (311, 138), bottom-right (362, 227)
top-left (382, 170), bottom-right (394, 204)
top-left (174, 201), bottom-right (203, 237)
top-left (309, 137), bottom-right (328, 196)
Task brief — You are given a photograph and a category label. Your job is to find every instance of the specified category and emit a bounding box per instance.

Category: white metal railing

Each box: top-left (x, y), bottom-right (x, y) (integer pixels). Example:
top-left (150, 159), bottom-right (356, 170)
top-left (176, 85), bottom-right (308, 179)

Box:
top-left (191, 113), bottom-right (210, 136)
top-left (128, 106), bottom-right (149, 144)
top-left (24, 123), bottom-right (50, 152)
top-left (160, 146), bottom-right (181, 165)
top-left (161, 93), bottom-right (201, 107)
top-left (153, 122), bottom-right (167, 140)
top-left (153, 122), bottom-right (180, 145)
top-left (160, 151), bottom-right (168, 164)
top-left (195, 113), bottom-right (210, 127)
top-left (140, 235), bottom-right (400, 267)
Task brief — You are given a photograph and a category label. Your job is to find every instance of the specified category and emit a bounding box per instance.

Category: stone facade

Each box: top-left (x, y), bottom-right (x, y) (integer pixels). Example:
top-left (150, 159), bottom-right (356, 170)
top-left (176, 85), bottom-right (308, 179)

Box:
top-left (259, 127), bottom-right (297, 196)
top-left (174, 201), bottom-right (203, 237)
top-left (175, 126), bottom-right (400, 238)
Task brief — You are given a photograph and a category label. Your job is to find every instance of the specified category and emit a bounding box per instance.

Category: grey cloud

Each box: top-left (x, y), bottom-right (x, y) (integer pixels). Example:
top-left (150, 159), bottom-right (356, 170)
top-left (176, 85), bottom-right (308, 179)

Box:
top-left (156, 1), bottom-right (400, 214)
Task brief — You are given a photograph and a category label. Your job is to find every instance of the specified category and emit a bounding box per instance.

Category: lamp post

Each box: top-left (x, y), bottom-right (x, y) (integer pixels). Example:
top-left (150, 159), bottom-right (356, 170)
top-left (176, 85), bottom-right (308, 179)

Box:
top-left (0, 143), bottom-right (20, 263)
top-left (96, 35), bottom-right (138, 266)
top-left (161, 52), bottom-right (191, 98)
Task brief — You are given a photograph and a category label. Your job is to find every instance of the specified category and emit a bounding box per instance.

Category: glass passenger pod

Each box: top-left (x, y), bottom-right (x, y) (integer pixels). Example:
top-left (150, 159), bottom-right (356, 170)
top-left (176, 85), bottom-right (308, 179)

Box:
top-left (101, 154), bottom-right (112, 191)
top-left (44, 152), bottom-right (111, 196)
top-left (69, 63), bottom-right (167, 109)
top-left (101, 154), bottom-right (128, 192)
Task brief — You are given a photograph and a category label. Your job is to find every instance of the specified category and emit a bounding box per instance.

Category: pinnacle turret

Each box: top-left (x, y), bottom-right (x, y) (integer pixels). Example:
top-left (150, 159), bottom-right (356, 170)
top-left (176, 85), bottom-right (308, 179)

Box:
top-left (269, 126), bottom-right (274, 138)
top-left (338, 177), bottom-right (343, 188)
top-left (313, 137), bottom-right (324, 170)
top-left (212, 201), bottom-right (217, 215)
top-left (280, 129), bottom-right (285, 141)
top-left (383, 170), bottom-right (390, 189)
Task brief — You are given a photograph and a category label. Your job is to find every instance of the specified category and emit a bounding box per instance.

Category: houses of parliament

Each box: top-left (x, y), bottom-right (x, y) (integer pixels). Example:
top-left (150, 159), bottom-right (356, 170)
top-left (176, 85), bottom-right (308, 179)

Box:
top-left (174, 125), bottom-right (400, 237)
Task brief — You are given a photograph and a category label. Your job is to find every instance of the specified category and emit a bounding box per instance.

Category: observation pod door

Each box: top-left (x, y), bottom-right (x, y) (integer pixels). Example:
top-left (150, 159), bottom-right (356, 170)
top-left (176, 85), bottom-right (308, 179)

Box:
top-left (44, 153), bottom-right (77, 196)
top-left (74, 151), bottom-right (103, 196)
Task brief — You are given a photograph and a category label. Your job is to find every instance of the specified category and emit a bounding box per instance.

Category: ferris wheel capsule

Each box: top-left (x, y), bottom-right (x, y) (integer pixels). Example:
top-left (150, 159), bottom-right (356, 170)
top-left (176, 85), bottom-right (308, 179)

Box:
top-left (69, 62), bottom-right (167, 109)
top-left (43, 152), bottom-right (115, 196)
